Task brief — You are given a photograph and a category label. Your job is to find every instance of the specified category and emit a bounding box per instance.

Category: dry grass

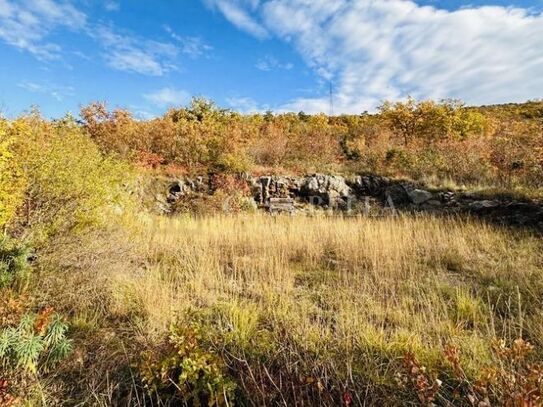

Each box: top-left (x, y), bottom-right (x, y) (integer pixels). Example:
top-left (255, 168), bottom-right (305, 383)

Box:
top-left (100, 213), bottom-right (543, 404)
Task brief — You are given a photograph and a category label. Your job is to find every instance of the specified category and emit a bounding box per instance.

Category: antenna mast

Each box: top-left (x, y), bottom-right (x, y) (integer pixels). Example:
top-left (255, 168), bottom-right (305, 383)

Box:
top-left (329, 81), bottom-right (334, 116)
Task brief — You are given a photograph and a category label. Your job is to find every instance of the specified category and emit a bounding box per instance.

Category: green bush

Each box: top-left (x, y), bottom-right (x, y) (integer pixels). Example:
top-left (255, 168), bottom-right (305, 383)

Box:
top-left (0, 236), bottom-right (31, 290)
top-left (0, 311), bottom-right (71, 374)
top-left (139, 324), bottom-right (237, 406)
top-left (11, 113), bottom-right (133, 241)
top-left (0, 120), bottom-right (26, 229)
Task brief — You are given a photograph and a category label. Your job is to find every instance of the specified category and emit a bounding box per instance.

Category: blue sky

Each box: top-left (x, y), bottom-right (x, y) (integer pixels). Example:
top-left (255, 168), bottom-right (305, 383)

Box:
top-left (0, 0), bottom-right (542, 117)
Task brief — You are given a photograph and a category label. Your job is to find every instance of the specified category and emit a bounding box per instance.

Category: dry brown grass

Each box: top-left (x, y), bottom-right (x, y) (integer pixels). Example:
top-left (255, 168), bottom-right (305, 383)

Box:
top-left (100, 213), bottom-right (543, 404)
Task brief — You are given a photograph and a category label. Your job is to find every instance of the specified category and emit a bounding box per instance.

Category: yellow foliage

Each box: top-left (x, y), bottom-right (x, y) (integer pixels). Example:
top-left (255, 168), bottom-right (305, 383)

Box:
top-left (0, 119), bottom-right (26, 228)
top-left (9, 113), bottom-right (133, 241)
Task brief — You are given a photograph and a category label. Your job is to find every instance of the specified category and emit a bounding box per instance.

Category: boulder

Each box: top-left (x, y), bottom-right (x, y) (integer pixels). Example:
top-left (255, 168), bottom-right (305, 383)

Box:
top-left (408, 189), bottom-right (433, 205)
top-left (301, 174), bottom-right (353, 207)
top-left (168, 176), bottom-right (210, 199)
top-left (254, 175), bottom-right (305, 203)
top-left (384, 184), bottom-right (410, 205)
top-left (425, 199), bottom-right (442, 207)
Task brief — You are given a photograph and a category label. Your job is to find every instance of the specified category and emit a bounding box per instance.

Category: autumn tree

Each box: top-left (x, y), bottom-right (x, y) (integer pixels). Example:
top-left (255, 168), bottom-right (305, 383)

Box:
top-left (379, 97), bottom-right (486, 145)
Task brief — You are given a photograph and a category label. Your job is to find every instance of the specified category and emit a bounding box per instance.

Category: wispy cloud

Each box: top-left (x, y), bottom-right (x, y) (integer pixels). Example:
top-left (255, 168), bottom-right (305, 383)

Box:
top-left (129, 106), bottom-right (158, 120)
top-left (143, 87), bottom-right (190, 107)
top-left (93, 25), bottom-right (179, 76)
top-left (204, 0), bottom-right (268, 39)
top-left (104, 1), bottom-right (120, 12)
top-left (211, 0), bottom-right (543, 113)
top-left (18, 80), bottom-right (75, 101)
top-left (0, 0), bottom-right (86, 60)
top-left (255, 55), bottom-right (293, 71)
top-left (227, 96), bottom-right (268, 113)
top-left (164, 25), bottom-right (213, 58)
top-left (0, 1), bottom-right (179, 77)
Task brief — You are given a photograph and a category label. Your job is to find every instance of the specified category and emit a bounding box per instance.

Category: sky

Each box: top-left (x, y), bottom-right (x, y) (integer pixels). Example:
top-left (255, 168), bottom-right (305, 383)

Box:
top-left (0, 0), bottom-right (542, 117)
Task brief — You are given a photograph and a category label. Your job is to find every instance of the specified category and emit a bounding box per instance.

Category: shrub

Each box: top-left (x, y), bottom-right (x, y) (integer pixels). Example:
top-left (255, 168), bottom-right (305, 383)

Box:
top-left (78, 98), bottom-right (543, 194)
top-left (11, 112), bottom-right (133, 241)
top-left (400, 338), bottom-right (543, 406)
top-left (379, 98), bottom-right (487, 145)
top-left (0, 309), bottom-right (71, 374)
top-left (0, 120), bottom-right (26, 229)
top-left (139, 324), bottom-right (237, 406)
top-left (0, 236), bottom-right (31, 290)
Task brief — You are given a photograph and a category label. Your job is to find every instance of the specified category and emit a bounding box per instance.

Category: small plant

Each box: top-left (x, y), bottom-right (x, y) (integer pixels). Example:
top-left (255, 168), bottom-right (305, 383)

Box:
top-left (400, 352), bottom-right (442, 405)
top-left (0, 236), bottom-right (31, 290)
top-left (139, 325), bottom-right (237, 406)
top-left (441, 340), bottom-right (543, 406)
top-left (0, 290), bottom-right (27, 329)
top-left (0, 378), bottom-right (18, 407)
top-left (0, 308), bottom-right (72, 374)
top-left (400, 339), bottom-right (543, 406)
top-left (0, 120), bottom-right (26, 229)
top-left (479, 339), bottom-right (543, 406)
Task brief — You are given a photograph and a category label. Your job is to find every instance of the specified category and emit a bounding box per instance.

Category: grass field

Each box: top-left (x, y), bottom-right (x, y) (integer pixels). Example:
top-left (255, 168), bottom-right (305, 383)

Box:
top-left (78, 213), bottom-right (542, 405)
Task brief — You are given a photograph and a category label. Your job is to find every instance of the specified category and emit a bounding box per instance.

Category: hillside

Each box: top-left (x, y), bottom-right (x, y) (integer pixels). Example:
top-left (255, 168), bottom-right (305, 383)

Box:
top-left (0, 98), bottom-right (542, 406)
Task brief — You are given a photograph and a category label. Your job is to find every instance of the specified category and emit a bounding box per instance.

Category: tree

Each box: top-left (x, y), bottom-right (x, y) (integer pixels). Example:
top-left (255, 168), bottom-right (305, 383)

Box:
top-left (379, 97), bottom-right (486, 145)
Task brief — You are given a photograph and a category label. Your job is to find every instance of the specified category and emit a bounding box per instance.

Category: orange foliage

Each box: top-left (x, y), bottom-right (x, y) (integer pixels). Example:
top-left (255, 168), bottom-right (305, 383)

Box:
top-left (80, 98), bottom-right (543, 190)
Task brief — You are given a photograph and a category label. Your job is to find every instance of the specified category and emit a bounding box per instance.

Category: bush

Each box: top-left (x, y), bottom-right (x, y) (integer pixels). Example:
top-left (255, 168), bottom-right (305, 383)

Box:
top-left (0, 236), bottom-right (31, 290)
top-left (0, 309), bottom-right (71, 374)
top-left (77, 98), bottom-right (543, 194)
top-left (379, 98), bottom-right (487, 145)
top-left (139, 324), bottom-right (237, 406)
top-left (400, 338), bottom-right (543, 406)
top-left (10, 112), bottom-right (133, 241)
top-left (0, 120), bottom-right (26, 229)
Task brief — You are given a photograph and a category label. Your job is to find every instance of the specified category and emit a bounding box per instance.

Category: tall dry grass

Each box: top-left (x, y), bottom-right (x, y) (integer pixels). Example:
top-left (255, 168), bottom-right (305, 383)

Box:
top-left (107, 213), bottom-right (543, 404)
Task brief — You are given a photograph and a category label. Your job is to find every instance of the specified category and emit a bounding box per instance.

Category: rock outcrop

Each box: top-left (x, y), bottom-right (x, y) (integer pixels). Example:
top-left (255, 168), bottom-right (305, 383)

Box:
top-left (300, 174), bottom-right (352, 208)
top-left (163, 173), bottom-right (543, 231)
top-left (167, 176), bottom-right (210, 202)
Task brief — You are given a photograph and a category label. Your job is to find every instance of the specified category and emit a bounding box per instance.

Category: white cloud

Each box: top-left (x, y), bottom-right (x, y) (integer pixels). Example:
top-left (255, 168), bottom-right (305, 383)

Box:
top-left (130, 107), bottom-right (157, 120)
top-left (164, 25), bottom-right (213, 58)
top-left (104, 1), bottom-right (120, 11)
top-left (227, 96), bottom-right (268, 113)
top-left (93, 25), bottom-right (179, 76)
top-left (210, 0), bottom-right (543, 113)
top-left (143, 87), bottom-right (190, 107)
top-left (204, 0), bottom-right (268, 38)
top-left (0, 0), bottom-right (86, 60)
top-left (18, 80), bottom-right (75, 101)
top-left (255, 55), bottom-right (293, 71)
top-left (0, 1), bottom-right (178, 77)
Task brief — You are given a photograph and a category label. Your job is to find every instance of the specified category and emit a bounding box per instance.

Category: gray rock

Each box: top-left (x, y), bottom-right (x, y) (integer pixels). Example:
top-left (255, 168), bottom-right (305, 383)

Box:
top-left (351, 175), bottom-right (391, 196)
top-left (385, 184), bottom-right (410, 205)
top-left (408, 189), bottom-right (433, 205)
top-left (301, 174), bottom-right (353, 207)
top-left (469, 200), bottom-right (500, 210)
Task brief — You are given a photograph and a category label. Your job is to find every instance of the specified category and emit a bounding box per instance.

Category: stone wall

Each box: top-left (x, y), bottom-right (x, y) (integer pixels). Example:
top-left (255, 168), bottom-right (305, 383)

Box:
top-left (165, 174), bottom-right (543, 231)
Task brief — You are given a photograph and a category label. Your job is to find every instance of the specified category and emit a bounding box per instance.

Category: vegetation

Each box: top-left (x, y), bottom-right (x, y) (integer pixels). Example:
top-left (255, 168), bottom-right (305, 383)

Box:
top-left (0, 310), bottom-right (72, 374)
top-left (80, 98), bottom-right (543, 195)
top-left (122, 214), bottom-right (543, 405)
top-left (0, 99), bottom-right (541, 405)
top-left (0, 120), bottom-right (25, 229)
